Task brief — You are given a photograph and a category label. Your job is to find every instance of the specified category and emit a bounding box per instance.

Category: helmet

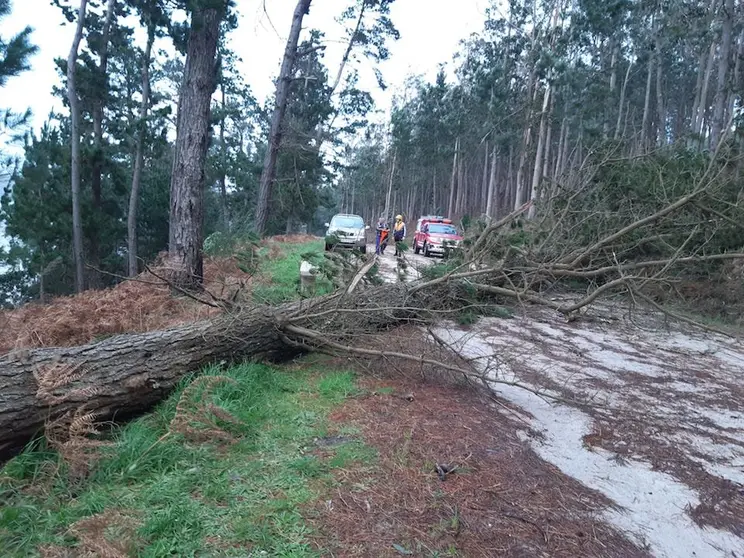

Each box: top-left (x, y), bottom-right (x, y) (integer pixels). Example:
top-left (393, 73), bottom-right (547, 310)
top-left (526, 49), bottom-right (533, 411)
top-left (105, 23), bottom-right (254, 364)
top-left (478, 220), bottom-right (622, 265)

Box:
top-left (396, 214), bottom-right (402, 220)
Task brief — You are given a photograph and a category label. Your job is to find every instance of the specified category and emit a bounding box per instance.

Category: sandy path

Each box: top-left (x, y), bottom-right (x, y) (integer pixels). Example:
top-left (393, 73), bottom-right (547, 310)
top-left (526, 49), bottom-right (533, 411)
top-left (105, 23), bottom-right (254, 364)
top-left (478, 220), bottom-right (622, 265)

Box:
top-left (432, 304), bottom-right (744, 558)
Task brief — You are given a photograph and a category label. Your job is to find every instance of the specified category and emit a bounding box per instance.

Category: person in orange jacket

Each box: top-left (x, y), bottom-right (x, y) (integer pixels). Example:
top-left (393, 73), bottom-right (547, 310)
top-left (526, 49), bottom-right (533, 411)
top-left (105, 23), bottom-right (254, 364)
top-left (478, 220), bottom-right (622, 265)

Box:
top-left (375, 217), bottom-right (389, 255)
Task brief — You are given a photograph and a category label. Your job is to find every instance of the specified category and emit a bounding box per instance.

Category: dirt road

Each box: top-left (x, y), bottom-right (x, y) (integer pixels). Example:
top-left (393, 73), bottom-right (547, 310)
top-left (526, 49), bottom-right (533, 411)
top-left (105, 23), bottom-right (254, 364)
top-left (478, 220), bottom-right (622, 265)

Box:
top-left (433, 303), bottom-right (744, 558)
top-left (367, 245), bottom-right (744, 557)
top-left (367, 242), bottom-right (434, 283)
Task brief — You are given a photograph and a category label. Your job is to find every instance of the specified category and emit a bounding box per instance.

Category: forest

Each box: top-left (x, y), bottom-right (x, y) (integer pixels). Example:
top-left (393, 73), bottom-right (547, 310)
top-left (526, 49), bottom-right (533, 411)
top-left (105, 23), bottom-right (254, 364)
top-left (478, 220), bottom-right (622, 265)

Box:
top-left (0, 0), bottom-right (738, 304)
top-left (0, 0), bottom-right (744, 555)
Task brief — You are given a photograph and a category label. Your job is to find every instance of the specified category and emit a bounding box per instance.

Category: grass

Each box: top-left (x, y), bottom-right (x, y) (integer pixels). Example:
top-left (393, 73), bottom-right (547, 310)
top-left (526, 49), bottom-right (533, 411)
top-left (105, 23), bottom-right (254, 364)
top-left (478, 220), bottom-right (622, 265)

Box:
top-left (252, 240), bottom-right (334, 304)
top-left (0, 361), bottom-right (372, 557)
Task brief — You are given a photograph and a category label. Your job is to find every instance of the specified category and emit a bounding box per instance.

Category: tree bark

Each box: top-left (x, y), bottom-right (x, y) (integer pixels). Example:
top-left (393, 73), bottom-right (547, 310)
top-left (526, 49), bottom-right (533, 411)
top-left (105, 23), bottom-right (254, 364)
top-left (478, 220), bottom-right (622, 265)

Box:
top-left (485, 146), bottom-right (497, 218)
top-left (604, 41), bottom-right (618, 140)
top-left (655, 23), bottom-right (665, 146)
top-left (384, 150), bottom-right (396, 222)
top-left (528, 83), bottom-right (551, 219)
top-left (329, 0), bottom-right (366, 96)
top-left (253, 0), bottom-right (313, 236)
top-left (691, 48), bottom-right (707, 139)
top-left (68, 0), bottom-right (88, 294)
top-left (127, 22), bottom-right (155, 278)
top-left (168, 2), bottom-right (225, 289)
top-left (455, 153), bottom-right (465, 215)
top-left (481, 141), bottom-right (489, 211)
top-left (448, 137), bottom-right (458, 216)
top-left (641, 40), bottom-right (654, 150)
top-left (615, 61), bottom-right (632, 140)
top-left (727, 30), bottom-right (743, 124)
top-left (515, 69), bottom-right (537, 210)
top-left (0, 282), bottom-right (421, 458)
top-left (710, 0), bottom-right (734, 148)
top-left (698, 40), bottom-right (718, 138)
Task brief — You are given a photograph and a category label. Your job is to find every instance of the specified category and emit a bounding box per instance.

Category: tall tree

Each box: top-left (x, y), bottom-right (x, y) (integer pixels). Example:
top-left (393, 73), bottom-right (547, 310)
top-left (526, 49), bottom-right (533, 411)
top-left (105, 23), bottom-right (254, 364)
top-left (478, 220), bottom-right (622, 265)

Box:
top-left (710, 0), bottom-right (734, 147)
top-left (253, 0), bottom-right (313, 236)
top-left (168, 0), bottom-right (229, 289)
top-left (127, 0), bottom-right (160, 277)
top-left (87, 0), bottom-right (117, 286)
top-left (67, 0), bottom-right (88, 293)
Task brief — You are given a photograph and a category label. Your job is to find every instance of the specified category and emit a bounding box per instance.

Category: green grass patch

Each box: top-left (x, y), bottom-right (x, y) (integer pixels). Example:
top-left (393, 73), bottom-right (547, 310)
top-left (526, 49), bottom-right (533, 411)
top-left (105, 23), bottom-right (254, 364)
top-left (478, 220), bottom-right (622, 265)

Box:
top-left (0, 363), bottom-right (372, 557)
top-left (252, 240), bottom-right (334, 304)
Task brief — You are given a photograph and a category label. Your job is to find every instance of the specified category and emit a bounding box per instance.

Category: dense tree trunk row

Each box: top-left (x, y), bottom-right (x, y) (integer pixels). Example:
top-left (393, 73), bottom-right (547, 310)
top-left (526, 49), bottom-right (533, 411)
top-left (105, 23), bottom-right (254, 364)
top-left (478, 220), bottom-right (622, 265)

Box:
top-left (348, 0), bottom-right (743, 226)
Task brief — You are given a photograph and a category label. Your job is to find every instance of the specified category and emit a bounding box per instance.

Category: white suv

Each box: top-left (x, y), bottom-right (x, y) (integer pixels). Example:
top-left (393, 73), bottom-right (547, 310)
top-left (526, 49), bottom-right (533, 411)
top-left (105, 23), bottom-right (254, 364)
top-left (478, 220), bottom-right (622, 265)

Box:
top-left (324, 214), bottom-right (369, 253)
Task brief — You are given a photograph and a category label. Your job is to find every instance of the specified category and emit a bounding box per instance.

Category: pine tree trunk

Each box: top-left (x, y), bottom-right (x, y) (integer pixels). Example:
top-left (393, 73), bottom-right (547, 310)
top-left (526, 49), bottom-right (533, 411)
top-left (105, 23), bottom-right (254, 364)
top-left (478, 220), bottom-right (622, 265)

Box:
top-left (691, 48), bottom-right (708, 139)
top-left (528, 83), bottom-right (551, 218)
top-left (698, 40), bottom-right (718, 139)
top-left (481, 141), bottom-right (489, 211)
top-left (253, 0), bottom-right (313, 236)
top-left (485, 146), bottom-right (497, 218)
top-left (655, 27), bottom-right (665, 146)
top-left (168, 2), bottom-right (225, 289)
top-left (456, 155), bottom-right (465, 215)
top-left (615, 61), bottom-right (633, 140)
top-left (68, 0), bottom-right (88, 294)
top-left (515, 69), bottom-right (537, 210)
top-left (127, 24), bottom-right (155, 278)
top-left (541, 114), bottom-right (552, 189)
top-left (384, 150), bottom-right (396, 223)
top-left (506, 144), bottom-right (514, 213)
top-left (710, 0), bottom-right (734, 148)
top-left (0, 283), bottom-right (430, 458)
top-left (448, 137), bottom-right (458, 216)
top-left (727, 30), bottom-right (743, 123)
top-left (604, 41), bottom-right (618, 140)
top-left (641, 42), bottom-right (654, 150)
top-left (555, 117), bottom-right (566, 181)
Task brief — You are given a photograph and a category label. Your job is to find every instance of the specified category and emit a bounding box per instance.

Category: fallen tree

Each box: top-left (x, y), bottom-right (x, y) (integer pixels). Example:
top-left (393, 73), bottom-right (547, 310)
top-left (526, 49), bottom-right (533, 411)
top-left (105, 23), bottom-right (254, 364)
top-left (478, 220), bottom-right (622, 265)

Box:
top-left (0, 282), bottom-right (437, 456)
top-left (2, 144), bottom-right (743, 458)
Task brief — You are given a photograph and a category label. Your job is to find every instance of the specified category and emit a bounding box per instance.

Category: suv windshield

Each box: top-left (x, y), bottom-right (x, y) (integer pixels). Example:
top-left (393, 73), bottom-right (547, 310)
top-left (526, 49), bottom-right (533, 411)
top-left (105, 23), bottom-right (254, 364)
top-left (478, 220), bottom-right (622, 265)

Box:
top-left (331, 216), bottom-right (364, 229)
top-left (428, 224), bottom-right (457, 235)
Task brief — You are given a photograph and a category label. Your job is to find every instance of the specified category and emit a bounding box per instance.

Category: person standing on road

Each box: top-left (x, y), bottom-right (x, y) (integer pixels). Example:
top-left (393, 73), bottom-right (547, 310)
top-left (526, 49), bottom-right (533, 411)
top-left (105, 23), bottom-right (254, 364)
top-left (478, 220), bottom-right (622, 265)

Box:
top-left (375, 217), bottom-right (389, 255)
top-left (393, 214), bottom-right (406, 257)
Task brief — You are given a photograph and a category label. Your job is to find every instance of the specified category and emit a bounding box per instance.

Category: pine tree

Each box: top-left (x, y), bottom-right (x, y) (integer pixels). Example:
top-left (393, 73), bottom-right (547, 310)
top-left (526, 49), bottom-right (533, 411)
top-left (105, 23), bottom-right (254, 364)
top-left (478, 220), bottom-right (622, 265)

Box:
top-left (0, 0), bottom-right (38, 86)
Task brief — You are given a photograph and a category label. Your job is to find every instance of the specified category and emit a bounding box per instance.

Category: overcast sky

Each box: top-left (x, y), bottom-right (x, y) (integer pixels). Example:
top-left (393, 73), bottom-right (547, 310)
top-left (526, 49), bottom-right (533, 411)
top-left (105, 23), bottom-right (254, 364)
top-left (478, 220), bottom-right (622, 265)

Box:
top-left (2, 0), bottom-right (489, 135)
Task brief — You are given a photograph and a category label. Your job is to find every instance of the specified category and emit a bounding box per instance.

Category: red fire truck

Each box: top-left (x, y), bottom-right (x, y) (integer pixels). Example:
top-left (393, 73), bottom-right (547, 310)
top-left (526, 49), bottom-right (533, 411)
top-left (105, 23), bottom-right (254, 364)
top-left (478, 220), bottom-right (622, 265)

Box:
top-left (413, 215), bottom-right (463, 257)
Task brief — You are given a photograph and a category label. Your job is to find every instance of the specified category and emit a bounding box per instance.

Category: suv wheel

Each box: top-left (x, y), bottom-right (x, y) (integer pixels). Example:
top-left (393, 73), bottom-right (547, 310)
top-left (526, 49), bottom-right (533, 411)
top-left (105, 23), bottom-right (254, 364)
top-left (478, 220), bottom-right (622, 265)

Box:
top-left (414, 240), bottom-right (420, 255)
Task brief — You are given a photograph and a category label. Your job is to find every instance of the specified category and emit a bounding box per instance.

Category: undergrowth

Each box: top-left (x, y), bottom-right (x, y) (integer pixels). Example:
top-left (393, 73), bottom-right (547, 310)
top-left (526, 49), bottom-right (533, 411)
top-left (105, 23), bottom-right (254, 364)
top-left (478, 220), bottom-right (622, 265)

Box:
top-left (0, 360), bottom-right (371, 557)
top-left (252, 240), bottom-right (334, 304)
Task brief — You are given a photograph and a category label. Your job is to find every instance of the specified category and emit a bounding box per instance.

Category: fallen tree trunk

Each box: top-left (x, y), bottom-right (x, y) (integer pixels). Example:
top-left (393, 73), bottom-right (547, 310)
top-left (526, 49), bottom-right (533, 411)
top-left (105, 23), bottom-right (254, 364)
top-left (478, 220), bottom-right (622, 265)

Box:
top-left (0, 284), bottom-right (422, 457)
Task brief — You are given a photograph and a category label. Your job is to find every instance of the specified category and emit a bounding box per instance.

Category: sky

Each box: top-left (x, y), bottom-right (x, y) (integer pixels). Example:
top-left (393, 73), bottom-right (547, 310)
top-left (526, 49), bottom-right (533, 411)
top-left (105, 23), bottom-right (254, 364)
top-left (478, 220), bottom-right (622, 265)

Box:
top-left (1, 0), bottom-right (490, 136)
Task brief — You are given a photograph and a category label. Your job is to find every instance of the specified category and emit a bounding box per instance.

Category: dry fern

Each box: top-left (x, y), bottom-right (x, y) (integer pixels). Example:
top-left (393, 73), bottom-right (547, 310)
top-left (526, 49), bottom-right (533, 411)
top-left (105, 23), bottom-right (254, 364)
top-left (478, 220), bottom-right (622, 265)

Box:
top-left (68, 509), bottom-right (142, 558)
top-left (33, 361), bottom-right (98, 406)
top-left (45, 406), bottom-right (113, 480)
top-left (37, 545), bottom-right (75, 558)
top-left (168, 375), bottom-right (244, 444)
